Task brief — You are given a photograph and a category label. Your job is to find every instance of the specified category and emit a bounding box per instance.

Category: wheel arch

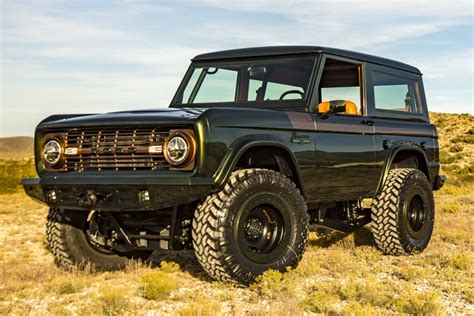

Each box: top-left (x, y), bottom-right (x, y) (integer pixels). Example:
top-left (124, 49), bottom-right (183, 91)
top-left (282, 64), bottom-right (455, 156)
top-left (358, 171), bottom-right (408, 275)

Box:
top-left (376, 145), bottom-right (430, 195)
top-left (213, 140), bottom-right (306, 197)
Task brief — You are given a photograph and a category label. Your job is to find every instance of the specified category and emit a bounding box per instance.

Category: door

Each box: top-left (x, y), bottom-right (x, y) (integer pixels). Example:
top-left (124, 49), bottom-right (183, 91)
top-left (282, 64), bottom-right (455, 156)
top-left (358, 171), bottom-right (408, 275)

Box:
top-left (309, 56), bottom-right (378, 201)
top-left (313, 115), bottom-right (376, 200)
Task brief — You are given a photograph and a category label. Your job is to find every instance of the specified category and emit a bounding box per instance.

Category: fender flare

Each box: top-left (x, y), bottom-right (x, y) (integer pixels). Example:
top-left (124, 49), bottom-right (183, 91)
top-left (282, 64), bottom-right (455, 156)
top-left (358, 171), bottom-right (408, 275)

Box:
top-left (375, 143), bottom-right (430, 195)
top-left (213, 136), bottom-right (306, 196)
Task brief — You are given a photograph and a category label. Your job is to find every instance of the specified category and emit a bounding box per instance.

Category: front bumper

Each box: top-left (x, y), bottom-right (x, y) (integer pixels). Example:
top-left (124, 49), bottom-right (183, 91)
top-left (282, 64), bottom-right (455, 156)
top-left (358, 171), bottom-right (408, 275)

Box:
top-left (22, 175), bottom-right (215, 211)
top-left (433, 174), bottom-right (447, 190)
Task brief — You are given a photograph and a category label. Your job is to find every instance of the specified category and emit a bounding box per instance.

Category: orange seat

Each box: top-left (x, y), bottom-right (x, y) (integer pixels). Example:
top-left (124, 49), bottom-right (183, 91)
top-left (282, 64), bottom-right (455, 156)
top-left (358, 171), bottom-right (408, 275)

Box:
top-left (317, 100), bottom-right (358, 115)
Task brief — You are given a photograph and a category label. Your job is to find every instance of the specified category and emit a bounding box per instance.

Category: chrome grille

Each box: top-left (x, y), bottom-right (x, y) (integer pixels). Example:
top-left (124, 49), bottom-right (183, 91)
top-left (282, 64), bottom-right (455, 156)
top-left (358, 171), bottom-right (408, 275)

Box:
top-left (64, 127), bottom-right (170, 172)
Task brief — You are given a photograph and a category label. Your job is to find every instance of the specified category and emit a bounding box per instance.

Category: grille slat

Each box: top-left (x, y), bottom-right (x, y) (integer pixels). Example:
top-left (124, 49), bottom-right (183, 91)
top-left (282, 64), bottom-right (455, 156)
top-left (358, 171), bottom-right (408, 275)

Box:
top-left (64, 127), bottom-right (170, 172)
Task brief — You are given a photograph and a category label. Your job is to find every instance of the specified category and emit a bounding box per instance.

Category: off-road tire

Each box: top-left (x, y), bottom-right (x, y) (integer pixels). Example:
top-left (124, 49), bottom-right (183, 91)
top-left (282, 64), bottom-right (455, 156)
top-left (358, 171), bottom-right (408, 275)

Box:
top-left (371, 168), bottom-right (435, 255)
top-left (46, 208), bottom-right (152, 270)
top-left (192, 168), bottom-right (309, 285)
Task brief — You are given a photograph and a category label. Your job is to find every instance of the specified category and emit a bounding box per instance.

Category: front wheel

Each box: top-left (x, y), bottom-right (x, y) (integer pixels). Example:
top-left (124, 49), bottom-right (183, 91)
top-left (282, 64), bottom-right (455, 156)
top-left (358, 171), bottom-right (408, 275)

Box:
top-left (371, 168), bottom-right (435, 255)
top-left (46, 209), bottom-right (152, 270)
top-left (192, 169), bottom-right (309, 285)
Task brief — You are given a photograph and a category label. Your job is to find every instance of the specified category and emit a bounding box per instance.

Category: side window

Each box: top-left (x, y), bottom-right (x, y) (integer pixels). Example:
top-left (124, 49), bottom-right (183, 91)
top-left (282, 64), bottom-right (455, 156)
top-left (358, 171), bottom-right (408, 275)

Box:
top-left (193, 68), bottom-right (237, 103)
top-left (321, 87), bottom-right (360, 107)
top-left (318, 58), bottom-right (363, 114)
top-left (372, 71), bottom-right (421, 114)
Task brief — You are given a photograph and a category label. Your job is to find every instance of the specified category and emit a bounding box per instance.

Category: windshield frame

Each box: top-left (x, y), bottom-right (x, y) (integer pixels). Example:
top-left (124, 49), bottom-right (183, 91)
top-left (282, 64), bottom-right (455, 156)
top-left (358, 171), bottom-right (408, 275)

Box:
top-left (170, 53), bottom-right (320, 111)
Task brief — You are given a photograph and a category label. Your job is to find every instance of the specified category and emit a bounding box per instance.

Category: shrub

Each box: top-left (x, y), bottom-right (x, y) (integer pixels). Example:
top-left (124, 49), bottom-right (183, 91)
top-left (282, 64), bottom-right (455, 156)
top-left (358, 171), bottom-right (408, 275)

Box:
top-left (353, 246), bottom-right (381, 262)
top-left (439, 150), bottom-right (462, 164)
top-left (160, 261), bottom-right (180, 273)
top-left (94, 286), bottom-right (131, 315)
top-left (303, 289), bottom-right (339, 313)
top-left (395, 290), bottom-right (445, 314)
top-left (338, 277), bottom-right (392, 307)
top-left (439, 229), bottom-right (470, 246)
top-left (178, 298), bottom-right (217, 316)
top-left (140, 270), bottom-right (178, 300)
top-left (343, 301), bottom-right (378, 316)
top-left (449, 144), bottom-right (464, 153)
top-left (56, 281), bottom-right (78, 295)
top-left (448, 253), bottom-right (472, 271)
top-left (452, 135), bottom-right (474, 144)
top-left (440, 201), bottom-right (462, 214)
top-left (249, 269), bottom-right (286, 299)
top-left (464, 287), bottom-right (474, 303)
top-left (397, 264), bottom-right (425, 281)
top-left (442, 164), bottom-right (474, 183)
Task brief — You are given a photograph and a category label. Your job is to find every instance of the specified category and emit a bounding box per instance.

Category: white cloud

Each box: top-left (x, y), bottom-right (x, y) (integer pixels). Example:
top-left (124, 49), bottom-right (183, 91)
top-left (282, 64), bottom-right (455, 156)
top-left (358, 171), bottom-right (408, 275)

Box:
top-left (195, 0), bottom-right (472, 50)
top-left (0, 0), bottom-right (473, 136)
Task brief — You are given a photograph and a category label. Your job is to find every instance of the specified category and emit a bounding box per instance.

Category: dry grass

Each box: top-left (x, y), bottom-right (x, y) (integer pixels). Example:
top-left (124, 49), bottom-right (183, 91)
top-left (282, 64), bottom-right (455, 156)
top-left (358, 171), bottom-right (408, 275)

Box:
top-left (0, 113), bottom-right (473, 314)
top-left (0, 186), bottom-right (472, 315)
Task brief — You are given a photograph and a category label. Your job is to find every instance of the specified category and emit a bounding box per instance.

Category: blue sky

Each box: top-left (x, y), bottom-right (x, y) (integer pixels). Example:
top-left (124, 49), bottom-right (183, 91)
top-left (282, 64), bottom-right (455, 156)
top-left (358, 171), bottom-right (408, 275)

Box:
top-left (1, 0), bottom-right (472, 136)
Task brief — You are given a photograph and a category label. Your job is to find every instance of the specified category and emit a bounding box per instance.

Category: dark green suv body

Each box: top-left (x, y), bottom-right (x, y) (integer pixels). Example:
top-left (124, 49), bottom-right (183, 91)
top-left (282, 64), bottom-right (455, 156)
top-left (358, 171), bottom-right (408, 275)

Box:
top-left (23, 46), bottom-right (445, 284)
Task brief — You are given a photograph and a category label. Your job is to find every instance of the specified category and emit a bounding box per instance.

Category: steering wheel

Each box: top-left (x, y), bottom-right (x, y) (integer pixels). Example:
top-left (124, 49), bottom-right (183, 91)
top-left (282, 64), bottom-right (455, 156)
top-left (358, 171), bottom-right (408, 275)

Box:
top-left (279, 90), bottom-right (304, 100)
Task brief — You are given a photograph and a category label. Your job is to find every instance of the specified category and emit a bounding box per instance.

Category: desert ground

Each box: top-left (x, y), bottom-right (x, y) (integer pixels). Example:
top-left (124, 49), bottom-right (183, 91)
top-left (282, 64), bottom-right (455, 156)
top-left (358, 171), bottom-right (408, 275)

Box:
top-left (0, 113), bottom-right (472, 315)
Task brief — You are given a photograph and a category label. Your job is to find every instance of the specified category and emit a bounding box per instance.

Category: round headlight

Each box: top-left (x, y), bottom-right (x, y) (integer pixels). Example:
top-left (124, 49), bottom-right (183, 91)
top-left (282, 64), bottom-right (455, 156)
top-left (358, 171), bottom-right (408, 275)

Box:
top-left (166, 135), bottom-right (189, 165)
top-left (43, 139), bottom-right (62, 166)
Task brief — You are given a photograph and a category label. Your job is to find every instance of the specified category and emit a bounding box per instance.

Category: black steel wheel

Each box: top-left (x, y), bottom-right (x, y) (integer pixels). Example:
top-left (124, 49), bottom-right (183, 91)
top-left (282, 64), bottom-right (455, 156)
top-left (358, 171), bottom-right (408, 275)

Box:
top-left (371, 168), bottom-right (435, 255)
top-left (192, 169), bottom-right (309, 285)
top-left (405, 195), bottom-right (427, 236)
top-left (239, 204), bottom-right (286, 262)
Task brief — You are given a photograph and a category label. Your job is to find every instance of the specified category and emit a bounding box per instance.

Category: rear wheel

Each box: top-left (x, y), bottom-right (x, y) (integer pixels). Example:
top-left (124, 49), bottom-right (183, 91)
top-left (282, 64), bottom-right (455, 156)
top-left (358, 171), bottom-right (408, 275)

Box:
top-left (46, 208), bottom-right (152, 270)
top-left (192, 169), bottom-right (309, 285)
top-left (371, 168), bottom-right (435, 255)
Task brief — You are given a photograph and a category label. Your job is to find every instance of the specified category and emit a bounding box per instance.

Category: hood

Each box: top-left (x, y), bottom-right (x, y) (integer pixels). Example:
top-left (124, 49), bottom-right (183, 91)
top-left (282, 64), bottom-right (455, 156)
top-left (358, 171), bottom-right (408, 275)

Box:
top-left (40, 107), bottom-right (208, 129)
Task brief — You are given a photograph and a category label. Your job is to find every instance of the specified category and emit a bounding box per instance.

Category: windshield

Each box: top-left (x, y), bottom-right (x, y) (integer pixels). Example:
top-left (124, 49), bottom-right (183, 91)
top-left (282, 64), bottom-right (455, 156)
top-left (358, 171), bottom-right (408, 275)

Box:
top-left (174, 56), bottom-right (316, 107)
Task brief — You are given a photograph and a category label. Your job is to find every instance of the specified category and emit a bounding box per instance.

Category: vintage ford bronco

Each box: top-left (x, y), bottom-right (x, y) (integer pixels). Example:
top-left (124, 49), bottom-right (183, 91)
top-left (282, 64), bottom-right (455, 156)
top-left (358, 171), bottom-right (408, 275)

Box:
top-left (23, 46), bottom-right (445, 284)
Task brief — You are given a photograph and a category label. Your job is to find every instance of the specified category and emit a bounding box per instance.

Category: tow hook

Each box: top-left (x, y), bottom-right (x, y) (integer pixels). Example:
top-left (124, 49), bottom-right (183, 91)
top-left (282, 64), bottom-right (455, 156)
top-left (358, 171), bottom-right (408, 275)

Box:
top-left (77, 191), bottom-right (113, 207)
top-left (78, 190), bottom-right (98, 207)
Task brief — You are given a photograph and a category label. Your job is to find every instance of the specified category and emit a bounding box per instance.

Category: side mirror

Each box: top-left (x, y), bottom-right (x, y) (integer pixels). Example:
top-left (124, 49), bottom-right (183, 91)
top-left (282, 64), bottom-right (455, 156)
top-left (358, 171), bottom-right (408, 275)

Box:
top-left (328, 104), bottom-right (346, 114)
top-left (316, 100), bottom-right (348, 117)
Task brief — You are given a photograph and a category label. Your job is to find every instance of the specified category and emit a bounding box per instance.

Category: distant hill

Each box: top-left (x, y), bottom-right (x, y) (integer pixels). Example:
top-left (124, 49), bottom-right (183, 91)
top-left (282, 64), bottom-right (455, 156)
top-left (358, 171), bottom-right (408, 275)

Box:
top-left (430, 112), bottom-right (473, 165)
top-left (0, 136), bottom-right (34, 159)
top-left (0, 112), bottom-right (471, 163)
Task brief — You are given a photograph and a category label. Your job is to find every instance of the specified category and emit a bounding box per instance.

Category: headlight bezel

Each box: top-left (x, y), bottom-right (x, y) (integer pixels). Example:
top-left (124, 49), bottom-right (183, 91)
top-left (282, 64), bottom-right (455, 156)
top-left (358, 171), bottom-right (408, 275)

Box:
top-left (163, 129), bottom-right (197, 169)
top-left (41, 136), bottom-right (65, 169)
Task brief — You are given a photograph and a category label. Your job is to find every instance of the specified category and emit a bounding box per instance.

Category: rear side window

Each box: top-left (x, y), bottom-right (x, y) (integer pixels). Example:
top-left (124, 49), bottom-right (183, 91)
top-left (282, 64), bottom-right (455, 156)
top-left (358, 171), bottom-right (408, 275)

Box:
top-left (371, 71), bottom-right (422, 114)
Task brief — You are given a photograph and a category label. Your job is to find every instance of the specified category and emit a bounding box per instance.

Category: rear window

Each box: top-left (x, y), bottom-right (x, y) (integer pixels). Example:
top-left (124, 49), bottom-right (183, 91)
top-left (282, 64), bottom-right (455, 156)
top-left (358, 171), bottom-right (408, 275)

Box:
top-left (371, 71), bottom-right (422, 114)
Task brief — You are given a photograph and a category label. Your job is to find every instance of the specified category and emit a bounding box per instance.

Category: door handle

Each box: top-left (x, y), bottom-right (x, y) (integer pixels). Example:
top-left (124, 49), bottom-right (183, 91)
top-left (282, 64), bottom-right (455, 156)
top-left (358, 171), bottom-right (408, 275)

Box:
top-left (361, 119), bottom-right (374, 126)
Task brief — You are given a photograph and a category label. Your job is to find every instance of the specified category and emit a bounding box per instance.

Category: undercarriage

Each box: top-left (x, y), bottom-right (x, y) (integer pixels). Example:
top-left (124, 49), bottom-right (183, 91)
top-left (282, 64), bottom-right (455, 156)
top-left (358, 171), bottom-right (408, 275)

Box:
top-left (61, 198), bottom-right (371, 255)
top-left (79, 204), bottom-right (197, 253)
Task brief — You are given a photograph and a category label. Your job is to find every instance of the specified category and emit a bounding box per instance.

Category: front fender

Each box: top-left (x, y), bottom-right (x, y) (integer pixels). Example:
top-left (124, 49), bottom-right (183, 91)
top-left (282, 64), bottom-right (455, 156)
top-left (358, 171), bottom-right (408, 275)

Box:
top-left (212, 134), bottom-right (304, 194)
